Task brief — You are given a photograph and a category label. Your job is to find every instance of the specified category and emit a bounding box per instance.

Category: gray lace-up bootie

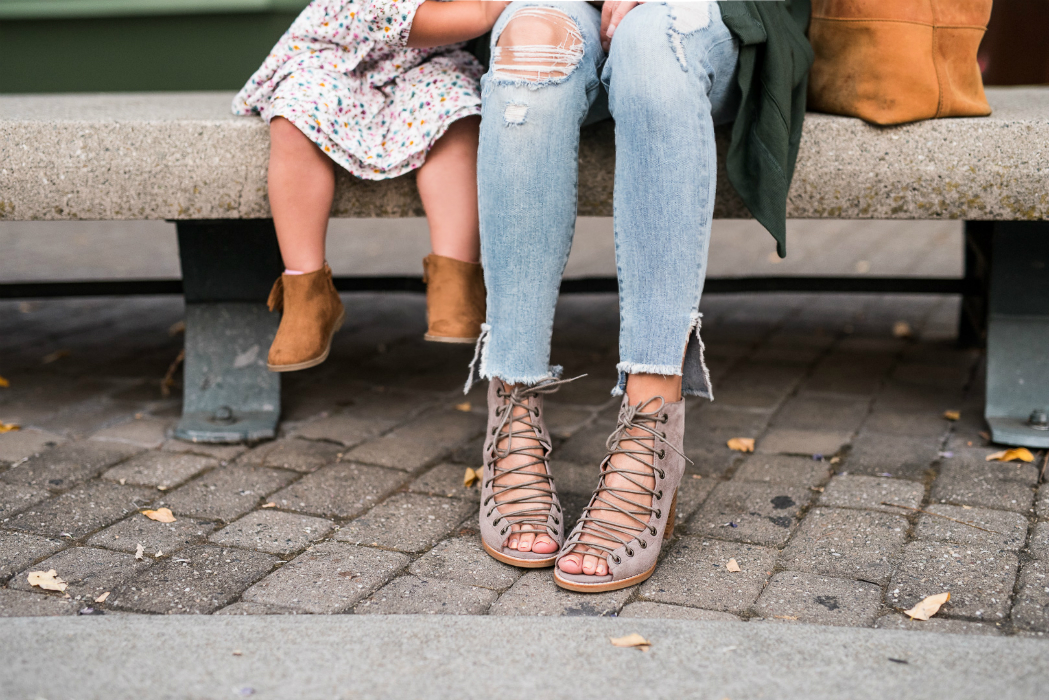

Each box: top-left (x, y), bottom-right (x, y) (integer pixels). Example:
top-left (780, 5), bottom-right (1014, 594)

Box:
top-left (554, 394), bottom-right (688, 592)
top-left (479, 377), bottom-right (573, 568)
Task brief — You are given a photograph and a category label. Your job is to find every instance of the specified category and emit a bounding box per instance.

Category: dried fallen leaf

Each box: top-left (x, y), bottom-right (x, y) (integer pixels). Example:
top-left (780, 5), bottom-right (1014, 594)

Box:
top-left (943, 410), bottom-right (961, 421)
top-left (95, 591), bottom-right (110, 603)
top-left (463, 467), bottom-right (482, 488)
top-left (0, 422), bottom-right (20, 433)
top-left (135, 543), bottom-right (145, 560)
top-left (454, 402), bottom-right (471, 412)
top-left (155, 550), bottom-right (163, 558)
top-left (610, 633), bottom-right (651, 651)
top-left (261, 502), bottom-right (277, 509)
top-left (726, 558), bottom-right (741, 573)
top-left (160, 349), bottom-right (185, 398)
top-left (142, 507), bottom-right (176, 523)
top-left (986, 448), bottom-right (1035, 463)
top-left (904, 592), bottom-right (950, 621)
top-left (168, 320), bottom-right (186, 336)
top-left (773, 615), bottom-right (799, 620)
top-left (0, 375), bottom-right (9, 388)
top-left (691, 474), bottom-right (703, 479)
top-left (27, 570), bottom-right (67, 592)
top-left (726, 437), bottom-right (755, 453)
top-left (892, 321), bottom-right (912, 338)
top-left (978, 430), bottom-right (991, 441)
top-left (232, 650), bottom-right (243, 657)
top-left (41, 349), bottom-right (71, 365)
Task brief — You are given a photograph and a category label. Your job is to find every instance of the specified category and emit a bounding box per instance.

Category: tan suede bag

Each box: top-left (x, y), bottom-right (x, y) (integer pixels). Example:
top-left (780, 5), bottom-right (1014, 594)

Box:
top-left (808, 0), bottom-right (993, 125)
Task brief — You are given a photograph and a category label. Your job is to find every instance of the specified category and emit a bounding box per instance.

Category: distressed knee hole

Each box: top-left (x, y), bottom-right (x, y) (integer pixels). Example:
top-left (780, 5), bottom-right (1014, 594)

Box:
top-left (667, 1), bottom-right (712, 70)
top-left (493, 8), bottom-right (584, 83)
top-left (503, 102), bottom-right (528, 125)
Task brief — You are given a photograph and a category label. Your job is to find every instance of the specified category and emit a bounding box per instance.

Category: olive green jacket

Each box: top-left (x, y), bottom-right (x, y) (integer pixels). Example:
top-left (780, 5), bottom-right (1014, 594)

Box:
top-left (719, 0), bottom-right (814, 257)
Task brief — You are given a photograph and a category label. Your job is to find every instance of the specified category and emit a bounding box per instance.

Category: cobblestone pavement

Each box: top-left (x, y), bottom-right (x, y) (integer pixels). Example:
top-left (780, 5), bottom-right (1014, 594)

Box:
top-left (1, 288), bottom-right (1046, 639)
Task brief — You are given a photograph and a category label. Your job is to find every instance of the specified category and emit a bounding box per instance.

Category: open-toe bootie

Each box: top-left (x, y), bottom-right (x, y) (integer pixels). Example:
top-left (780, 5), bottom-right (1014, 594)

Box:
top-left (480, 377), bottom-right (573, 567)
top-left (554, 394), bottom-right (688, 592)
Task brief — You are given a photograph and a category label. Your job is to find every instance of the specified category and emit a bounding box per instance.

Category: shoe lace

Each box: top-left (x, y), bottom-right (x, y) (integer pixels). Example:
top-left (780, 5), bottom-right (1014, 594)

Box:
top-left (483, 375), bottom-right (582, 538)
top-left (565, 396), bottom-right (691, 565)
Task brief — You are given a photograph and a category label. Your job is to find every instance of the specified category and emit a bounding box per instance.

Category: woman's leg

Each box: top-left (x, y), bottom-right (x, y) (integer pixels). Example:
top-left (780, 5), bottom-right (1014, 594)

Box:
top-left (558, 2), bottom-right (740, 576)
top-left (417, 116), bottom-right (482, 264)
top-left (476, 0), bottom-right (604, 554)
top-left (267, 116), bottom-right (335, 273)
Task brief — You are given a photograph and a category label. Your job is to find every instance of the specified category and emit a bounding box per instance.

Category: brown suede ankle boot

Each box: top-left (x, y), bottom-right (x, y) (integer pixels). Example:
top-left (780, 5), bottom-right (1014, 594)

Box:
top-left (422, 254), bottom-right (486, 343)
top-left (266, 264), bottom-right (345, 372)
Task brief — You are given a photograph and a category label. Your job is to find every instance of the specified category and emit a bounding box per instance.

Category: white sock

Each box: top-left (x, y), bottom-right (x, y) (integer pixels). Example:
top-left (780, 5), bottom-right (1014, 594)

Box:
top-left (284, 269), bottom-right (306, 275)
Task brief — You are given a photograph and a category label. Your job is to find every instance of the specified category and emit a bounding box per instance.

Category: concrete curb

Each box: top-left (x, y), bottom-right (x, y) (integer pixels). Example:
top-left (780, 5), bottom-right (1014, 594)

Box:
top-left (2, 615), bottom-right (1046, 699)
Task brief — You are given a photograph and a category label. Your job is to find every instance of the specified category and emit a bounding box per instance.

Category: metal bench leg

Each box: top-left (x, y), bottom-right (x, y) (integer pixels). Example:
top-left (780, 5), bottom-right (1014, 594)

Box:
top-left (173, 220), bottom-right (284, 443)
top-left (958, 221), bottom-right (993, 348)
top-left (985, 221), bottom-right (1049, 447)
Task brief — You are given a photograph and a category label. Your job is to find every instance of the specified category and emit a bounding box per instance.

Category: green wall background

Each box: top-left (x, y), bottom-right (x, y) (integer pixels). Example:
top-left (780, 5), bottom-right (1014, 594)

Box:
top-left (0, 1), bottom-right (311, 92)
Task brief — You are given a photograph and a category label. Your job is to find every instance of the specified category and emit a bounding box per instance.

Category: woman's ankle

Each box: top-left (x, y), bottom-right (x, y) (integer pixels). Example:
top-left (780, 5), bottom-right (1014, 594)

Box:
top-left (624, 373), bottom-right (683, 403)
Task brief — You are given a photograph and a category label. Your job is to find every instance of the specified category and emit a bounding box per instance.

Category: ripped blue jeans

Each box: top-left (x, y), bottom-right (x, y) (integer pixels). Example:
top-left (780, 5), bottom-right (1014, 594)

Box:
top-left (469, 1), bottom-right (740, 398)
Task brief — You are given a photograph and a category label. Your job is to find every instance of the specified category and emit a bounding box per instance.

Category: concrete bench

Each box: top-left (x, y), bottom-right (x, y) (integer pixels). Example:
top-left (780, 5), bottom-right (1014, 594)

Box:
top-left (1, 89), bottom-right (1047, 446)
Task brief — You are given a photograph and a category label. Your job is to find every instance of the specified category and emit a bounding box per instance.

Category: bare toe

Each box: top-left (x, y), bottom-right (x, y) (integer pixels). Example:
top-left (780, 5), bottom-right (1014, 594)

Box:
top-left (532, 534), bottom-right (558, 555)
top-left (507, 524), bottom-right (521, 550)
top-left (558, 552), bottom-right (583, 574)
top-left (518, 532), bottom-right (535, 552)
top-left (595, 558), bottom-right (608, 576)
top-left (582, 553), bottom-right (598, 575)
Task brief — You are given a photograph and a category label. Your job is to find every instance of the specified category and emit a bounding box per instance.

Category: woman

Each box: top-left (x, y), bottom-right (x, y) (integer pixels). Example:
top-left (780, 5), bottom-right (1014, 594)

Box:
top-left (470, 0), bottom-right (812, 592)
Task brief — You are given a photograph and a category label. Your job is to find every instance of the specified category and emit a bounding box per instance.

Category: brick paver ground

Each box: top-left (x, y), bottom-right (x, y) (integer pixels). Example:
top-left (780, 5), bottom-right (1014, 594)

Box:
top-left (1, 287), bottom-right (1046, 638)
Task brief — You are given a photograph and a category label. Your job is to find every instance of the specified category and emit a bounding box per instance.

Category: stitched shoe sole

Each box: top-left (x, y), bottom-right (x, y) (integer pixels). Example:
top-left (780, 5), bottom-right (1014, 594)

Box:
top-left (424, 333), bottom-right (479, 344)
top-left (483, 540), bottom-right (557, 568)
top-left (553, 563), bottom-right (657, 593)
top-left (268, 308), bottom-right (346, 372)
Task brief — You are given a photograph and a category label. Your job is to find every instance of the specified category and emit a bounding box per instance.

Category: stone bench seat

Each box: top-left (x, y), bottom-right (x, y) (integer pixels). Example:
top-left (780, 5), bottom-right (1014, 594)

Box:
top-left (1, 88), bottom-right (1047, 448)
top-left (1, 88), bottom-right (1047, 222)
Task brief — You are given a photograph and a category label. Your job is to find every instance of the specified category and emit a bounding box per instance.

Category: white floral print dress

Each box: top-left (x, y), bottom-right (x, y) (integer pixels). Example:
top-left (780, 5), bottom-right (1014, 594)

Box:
top-left (234, 0), bottom-right (483, 180)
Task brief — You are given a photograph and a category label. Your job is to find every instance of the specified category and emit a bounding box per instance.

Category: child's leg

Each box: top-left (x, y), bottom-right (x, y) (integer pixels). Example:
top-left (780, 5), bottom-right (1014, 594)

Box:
top-left (416, 116), bottom-right (481, 263)
top-left (265, 117), bottom-right (343, 372)
top-left (268, 116), bottom-right (335, 272)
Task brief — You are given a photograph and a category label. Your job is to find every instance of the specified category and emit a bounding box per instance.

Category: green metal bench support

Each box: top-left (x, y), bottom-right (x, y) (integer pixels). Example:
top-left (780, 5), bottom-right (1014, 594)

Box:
top-left (173, 220), bottom-right (284, 443)
top-left (985, 221), bottom-right (1049, 448)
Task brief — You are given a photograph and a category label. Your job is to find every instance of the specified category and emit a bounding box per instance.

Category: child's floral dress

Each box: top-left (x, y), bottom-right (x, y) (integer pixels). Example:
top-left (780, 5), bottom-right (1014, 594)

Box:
top-left (234, 0), bottom-right (483, 180)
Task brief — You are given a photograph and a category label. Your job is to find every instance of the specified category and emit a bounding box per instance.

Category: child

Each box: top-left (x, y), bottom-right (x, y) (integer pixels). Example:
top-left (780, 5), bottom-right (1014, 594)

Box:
top-left (234, 0), bottom-right (508, 371)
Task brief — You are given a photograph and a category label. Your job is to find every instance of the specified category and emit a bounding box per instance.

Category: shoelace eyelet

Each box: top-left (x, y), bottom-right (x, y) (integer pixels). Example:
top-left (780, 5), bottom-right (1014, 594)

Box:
top-left (658, 449), bottom-right (666, 459)
top-left (533, 408), bottom-right (540, 417)
top-left (649, 527), bottom-right (657, 536)
top-left (657, 490), bottom-right (664, 500)
top-left (658, 469), bottom-right (666, 479)
top-left (655, 510), bottom-right (662, 519)
top-left (612, 555), bottom-right (622, 565)
top-left (554, 518), bottom-right (560, 525)
top-left (661, 414), bottom-right (668, 423)
top-left (639, 540), bottom-right (647, 549)
top-left (626, 548), bottom-right (634, 557)
top-left (501, 527), bottom-right (508, 535)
